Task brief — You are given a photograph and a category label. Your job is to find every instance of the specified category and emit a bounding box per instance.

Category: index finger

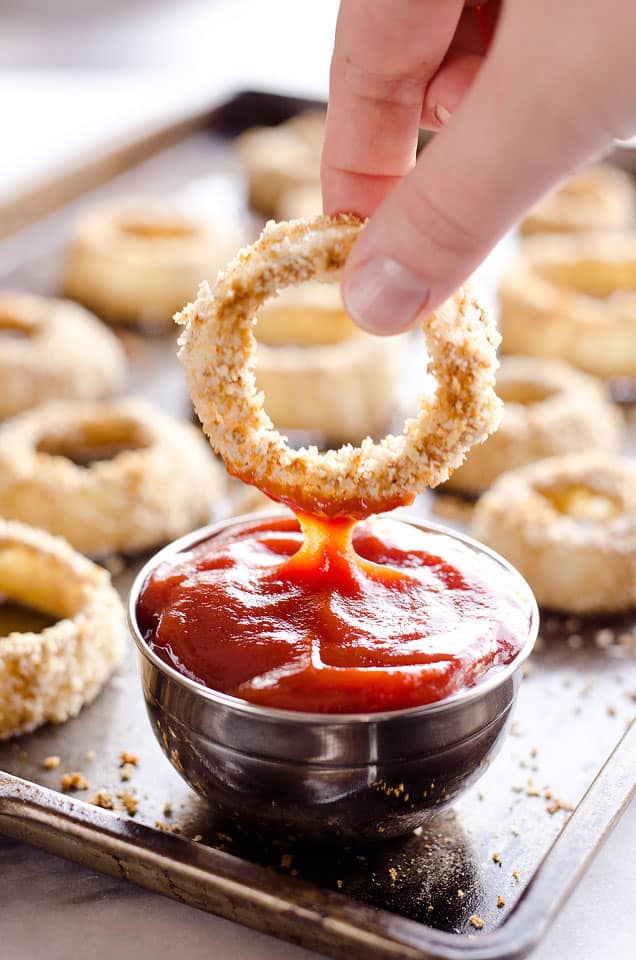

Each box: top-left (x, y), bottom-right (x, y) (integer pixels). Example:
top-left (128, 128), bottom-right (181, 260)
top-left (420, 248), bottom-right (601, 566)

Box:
top-left (321, 0), bottom-right (465, 218)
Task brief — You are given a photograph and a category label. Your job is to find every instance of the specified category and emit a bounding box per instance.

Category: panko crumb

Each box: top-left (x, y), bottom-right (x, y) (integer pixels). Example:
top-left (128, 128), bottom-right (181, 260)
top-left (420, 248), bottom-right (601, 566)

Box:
top-left (89, 790), bottom-right (114, 810)
top-left (117, 790), bottom-right (138, 816)
top-left (497, 895), bottom-right (506, 909)
top-left (61, 772), bottom-right (90, 792)
top-left (42, 755), bottom-right (60, 770)
top-left (119, 751), bottom-right (139, 767)
top-left (469, 915), bottom-right (484, 930)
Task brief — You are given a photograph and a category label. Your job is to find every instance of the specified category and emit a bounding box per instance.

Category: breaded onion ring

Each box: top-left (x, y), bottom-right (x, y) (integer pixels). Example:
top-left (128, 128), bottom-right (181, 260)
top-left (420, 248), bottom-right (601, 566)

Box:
top-left (0, 519), bottom-right (125, 739)
top-left (0, 398), bottom-right (224, 556)
top-left (446, 356), bottom-right (623, 495)
top-left (64, 199), bottom-right (241, 330)
top-left (471, 453), bottom-right (636, 614)
top-left (236, 110), bottom-right (324, 217)
top-left (0, 292), bottom-right (125, 419)
top-left (521, 164), bottom-right (636, 237)
top-left (499, 233), bottom-right (636, 377)
top-left (177, 215), bottom-right (502, 518)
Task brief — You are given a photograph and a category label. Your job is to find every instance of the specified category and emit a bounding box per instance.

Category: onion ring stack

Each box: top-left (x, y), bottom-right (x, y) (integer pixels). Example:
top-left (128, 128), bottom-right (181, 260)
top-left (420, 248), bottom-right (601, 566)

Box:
top-left (64, 199), bottom-right (241, 330)
top-left (0, 398), bottom-right (224, 556)
top-left (0, 519), bottom-right (125, 739)
top-left (521, 164), bottom-right (636, 236)
top-left (472, 453), bottom-right (636, 614)
top-left (0, 292), bottom-right (125, 419)
top-left (177, 215), bottom-right (502, 518)
top-left (446, 356), bottom-right (623, 495)
top-left (499, 233), bottom-right (636, 377)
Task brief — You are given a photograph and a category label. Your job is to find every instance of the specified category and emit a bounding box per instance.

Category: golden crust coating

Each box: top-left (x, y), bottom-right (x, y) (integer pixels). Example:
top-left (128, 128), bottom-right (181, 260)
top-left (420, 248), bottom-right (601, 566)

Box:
top-left (0, 398), bottom-right (224, 556)
top-left (521, 164), bottom-right (636, 236)
top-left (446, 356), bottom-right (623, 495)
top-left (499, 233), bottom-right (636, 377)
top-left (64, 199), bottom-right (242, 330)
top-left (471, 453), bottom-right (636, 614)
top-left (236, 110), bottom-right (324, 217)
top-left (177, 215), bottom-right (502, 518)
top-left (0, 519), bottom-right (125, 739)
top-left (0, 292), bottom-right (125, 419)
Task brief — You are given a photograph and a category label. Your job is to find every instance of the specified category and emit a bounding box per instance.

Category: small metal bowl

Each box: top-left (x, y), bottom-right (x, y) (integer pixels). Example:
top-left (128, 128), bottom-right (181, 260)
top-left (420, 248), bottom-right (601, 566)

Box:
top-left (129, 512), bottom-right (538, 842)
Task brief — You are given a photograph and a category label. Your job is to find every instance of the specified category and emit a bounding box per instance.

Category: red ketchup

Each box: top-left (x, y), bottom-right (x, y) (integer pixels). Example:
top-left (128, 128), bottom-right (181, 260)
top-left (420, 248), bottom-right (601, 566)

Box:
top-left (137, 514), bottom-right (528, 714)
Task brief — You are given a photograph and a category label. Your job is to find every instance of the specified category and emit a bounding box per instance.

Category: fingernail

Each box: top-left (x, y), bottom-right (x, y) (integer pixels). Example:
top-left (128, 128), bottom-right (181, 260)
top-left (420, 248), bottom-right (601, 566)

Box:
top-left (343, 256), bottom-right (430, 335)
top-left (434, 103), bottom-right (452, 126)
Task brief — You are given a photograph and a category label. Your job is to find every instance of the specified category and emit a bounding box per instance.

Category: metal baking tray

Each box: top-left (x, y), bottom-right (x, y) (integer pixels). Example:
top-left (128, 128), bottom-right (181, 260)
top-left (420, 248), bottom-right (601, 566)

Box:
top-left (0, 90), bottom-right (635, 960)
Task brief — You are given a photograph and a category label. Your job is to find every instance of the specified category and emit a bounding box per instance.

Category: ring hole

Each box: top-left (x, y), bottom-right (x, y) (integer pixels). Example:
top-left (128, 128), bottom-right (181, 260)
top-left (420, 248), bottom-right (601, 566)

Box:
top-left (537, 261), bottom-right (636, 299)
top-left (119, 219), bottom-right (198, 241)
top-left (0, 543), bottom-right (82, 627)
top-left (540, 484), bottom-right (622, 522)
top-left (256, 282), bottom-right (355, 347)
top-left (497, 380), bottom-right (557, 406)
top-left (37, 416), bottom-right (152, 468)
top-left (0, 311), bottom-right (33, 340)
top-left (0, 593), bottom-right (57, 637)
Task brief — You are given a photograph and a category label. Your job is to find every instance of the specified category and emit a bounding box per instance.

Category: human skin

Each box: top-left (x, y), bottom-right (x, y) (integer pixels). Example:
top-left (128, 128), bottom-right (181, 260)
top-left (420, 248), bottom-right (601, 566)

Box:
top-left (321, 0), bottom-right (636, 334)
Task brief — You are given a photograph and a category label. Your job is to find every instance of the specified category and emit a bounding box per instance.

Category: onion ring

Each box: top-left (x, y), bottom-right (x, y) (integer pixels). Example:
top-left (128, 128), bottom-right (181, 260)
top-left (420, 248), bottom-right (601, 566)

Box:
top-left (0, 292), bottom-right (125, 419)
top-left (236, 111), bottom-right (324, 217)
top-left (0, 519), bottom-right (125, 739)
top-left (64, 198), bottom-right (241, 330)
top-left (0, 398), bottom-right (224, 556)
top-left (471, 453), bottom-right (636, 614)
top-left (446, 356), bottom-right (623, 495)
top-left (177, 215), bottom-right (502, 518)
top-left (499, 233), bottom-right (636, 377)
top-left (521, 164), bottom-right (636, 237)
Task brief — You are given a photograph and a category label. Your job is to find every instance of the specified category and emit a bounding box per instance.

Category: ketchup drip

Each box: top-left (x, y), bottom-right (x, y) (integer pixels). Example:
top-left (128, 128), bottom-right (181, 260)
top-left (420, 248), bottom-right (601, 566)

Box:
top-left (137, 512), bottom-right (528, 714)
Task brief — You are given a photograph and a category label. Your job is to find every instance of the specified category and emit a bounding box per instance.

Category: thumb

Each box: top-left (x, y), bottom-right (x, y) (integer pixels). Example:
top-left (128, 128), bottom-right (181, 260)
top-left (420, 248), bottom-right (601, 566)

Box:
top-left (341, 37), bottom-right (612, 335)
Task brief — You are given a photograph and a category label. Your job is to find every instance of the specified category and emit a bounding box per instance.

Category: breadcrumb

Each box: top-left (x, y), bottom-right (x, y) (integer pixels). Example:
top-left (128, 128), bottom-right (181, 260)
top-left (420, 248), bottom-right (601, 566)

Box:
top-left (42, 755), bottom-right (60, 770)
top-left (89, 789), bottom-right (114, 810)
top-left (60, 771), bottom-right (90, 792)
top-left (469, 915), bottom-right (484, 930)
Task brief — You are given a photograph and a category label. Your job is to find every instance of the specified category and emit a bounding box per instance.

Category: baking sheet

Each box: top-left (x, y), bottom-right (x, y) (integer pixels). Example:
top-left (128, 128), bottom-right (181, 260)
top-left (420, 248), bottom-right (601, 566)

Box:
top-left (0, 91), bottom-right (635, 957)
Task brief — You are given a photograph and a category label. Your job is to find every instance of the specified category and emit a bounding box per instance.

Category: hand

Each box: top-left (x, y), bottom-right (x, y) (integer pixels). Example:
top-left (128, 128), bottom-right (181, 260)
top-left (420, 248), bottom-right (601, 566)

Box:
top-left (322, 0), bottom-right (636, 334)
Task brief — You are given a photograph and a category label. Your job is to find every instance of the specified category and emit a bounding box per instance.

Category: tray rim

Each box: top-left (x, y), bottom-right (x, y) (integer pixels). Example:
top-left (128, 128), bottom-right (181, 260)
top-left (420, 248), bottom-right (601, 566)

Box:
top-left (1, 720), bottom-right (634, 960)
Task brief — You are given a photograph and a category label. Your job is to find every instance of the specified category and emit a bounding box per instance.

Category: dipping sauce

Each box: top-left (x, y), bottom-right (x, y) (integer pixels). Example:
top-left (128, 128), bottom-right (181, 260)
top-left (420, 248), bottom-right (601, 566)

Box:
top-left (137, 514), bottom-right (529, 714)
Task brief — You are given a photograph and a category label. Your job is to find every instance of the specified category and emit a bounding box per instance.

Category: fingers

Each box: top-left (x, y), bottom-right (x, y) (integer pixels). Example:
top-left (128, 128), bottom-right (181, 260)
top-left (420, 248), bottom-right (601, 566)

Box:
top-left (341, 26), bottom-right (612, 335)
top-left (420, 50), bottom-right (483, 129)
top-left (321, 0), bottom-right (465, 218)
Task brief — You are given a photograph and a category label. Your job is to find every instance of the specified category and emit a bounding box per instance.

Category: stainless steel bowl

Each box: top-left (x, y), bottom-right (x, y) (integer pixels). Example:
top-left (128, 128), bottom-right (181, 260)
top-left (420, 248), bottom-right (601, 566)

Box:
top-left (129, 512), bottom-right (538, 842)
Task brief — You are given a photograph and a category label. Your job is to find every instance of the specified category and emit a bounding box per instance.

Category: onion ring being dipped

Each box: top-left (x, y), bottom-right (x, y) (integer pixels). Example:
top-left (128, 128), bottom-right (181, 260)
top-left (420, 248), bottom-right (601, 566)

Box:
top-left (446, 356), bottom-right (623, 496)
top-left (0, 519), bottom-right (125, 739)
top-left (64, 199), bottom-right (242, 331)
top-left (0, 398), bottom-right (224, 556)
top-left (521, 164), bottom-right (636, 237)
top-left (0, 292), bottom-right (125, 419)
top-left (471, 453), bottom-right (636, 614)
top-left (177, 215), bottom-right (502, 518)
top-left (499, 233), bottom-right (636, 377)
